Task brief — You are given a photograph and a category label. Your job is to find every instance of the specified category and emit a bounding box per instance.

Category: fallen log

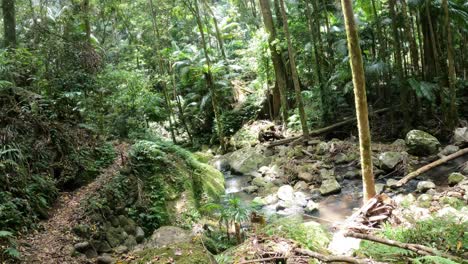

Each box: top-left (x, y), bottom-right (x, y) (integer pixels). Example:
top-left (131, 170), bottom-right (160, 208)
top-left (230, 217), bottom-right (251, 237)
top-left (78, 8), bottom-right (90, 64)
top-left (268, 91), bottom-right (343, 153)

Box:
top-left (295, 248), bottom-right (386, 264)
top-left (267, 107), bottom-right (391, 148)
top-left (395, 148), bottom-right (468, 187)
top-left (345, 232), bottom-right (462, 263)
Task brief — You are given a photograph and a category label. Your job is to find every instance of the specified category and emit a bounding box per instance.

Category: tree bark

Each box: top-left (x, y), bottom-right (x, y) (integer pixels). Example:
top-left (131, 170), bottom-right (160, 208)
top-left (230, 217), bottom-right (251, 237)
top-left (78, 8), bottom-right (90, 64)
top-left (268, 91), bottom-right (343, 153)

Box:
top-left (442, 0), bottom-right (458, 131)
top-left (203, 1), bottom-right (227, 61)
top-left (341, 0), bottom-right (376, 201)
top-left (279, 0), bottom-right (309, 138)
top-left (2, 0), bottom-right (16, 48)
top-left (259, 0), bottom-right (289, 124)
top-left (401, 0), bottom-right (420, 76)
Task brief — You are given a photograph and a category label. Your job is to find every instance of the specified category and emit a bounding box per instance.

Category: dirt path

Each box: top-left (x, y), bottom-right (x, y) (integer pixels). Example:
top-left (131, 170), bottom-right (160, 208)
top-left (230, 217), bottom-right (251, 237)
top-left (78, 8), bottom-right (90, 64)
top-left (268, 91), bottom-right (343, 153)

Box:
top-left (19, 143), bottom-right (129, 264)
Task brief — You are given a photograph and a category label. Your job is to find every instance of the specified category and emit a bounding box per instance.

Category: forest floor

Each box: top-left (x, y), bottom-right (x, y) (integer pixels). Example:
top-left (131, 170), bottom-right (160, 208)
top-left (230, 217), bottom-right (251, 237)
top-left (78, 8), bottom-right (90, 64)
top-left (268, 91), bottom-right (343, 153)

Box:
top-left (17, 143), bottom-right (129, 264)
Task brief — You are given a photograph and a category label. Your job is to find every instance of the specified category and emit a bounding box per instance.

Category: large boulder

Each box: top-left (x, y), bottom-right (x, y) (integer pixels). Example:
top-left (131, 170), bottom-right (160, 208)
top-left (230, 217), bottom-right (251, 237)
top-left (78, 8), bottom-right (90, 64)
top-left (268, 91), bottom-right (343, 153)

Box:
top-left (144, 226), bottom-right (191, 249)
top-left (227, 145), bottom-right (270, 174)
top-left (319, 179), bottom-right (341, 195)
top-left (452, 127), bottom-right (468, 145)
top-left (229, 120), bottom-right (276, 149)
top-left (405, 130), bottom-right (440, 156)
top-left (378, 152), bottom-right (403, 171)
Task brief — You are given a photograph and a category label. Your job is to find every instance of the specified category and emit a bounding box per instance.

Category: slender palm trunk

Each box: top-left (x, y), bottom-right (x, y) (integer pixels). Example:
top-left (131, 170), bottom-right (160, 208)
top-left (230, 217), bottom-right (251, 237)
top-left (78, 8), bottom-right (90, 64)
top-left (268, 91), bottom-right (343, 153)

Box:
top-left (2, 0), bottom-right (16, 48)
top-left (401, 0), bottom-right (420, 76)
top-left (341, 0), bottom-right (376, 201)
top-left (279, 0), bottom-right (309, 137)
top-left (442, 0), bottom-right (458, 131)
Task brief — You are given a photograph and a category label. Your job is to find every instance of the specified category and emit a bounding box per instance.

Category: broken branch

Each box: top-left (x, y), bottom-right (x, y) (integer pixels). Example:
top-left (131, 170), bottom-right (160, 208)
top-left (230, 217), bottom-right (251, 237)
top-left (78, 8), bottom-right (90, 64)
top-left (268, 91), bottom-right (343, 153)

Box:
top-left (295, 248), bottom-right (385, 264)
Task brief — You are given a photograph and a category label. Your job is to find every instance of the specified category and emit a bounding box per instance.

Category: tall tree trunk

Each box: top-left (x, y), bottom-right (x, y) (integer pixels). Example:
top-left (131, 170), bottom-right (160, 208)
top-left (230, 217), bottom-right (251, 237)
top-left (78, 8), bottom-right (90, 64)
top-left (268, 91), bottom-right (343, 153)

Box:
top-left (341, 0), bottom-right (376, 201)
top-left (389, 0), bottom-right (410, 131)
top-left (82, 0), bottom-right (91, 43)
top-left (279, 0), bottom-right (309, 137)
top-left (193, 0), bottom-right (226, 149)
top-left (259, 0), bottom-right (289, 125)
top-left (170, 64), bottom-right (194, 145)
top-left (401, 0), bottom-right (420, 76)
top-left (442, 0), bottom-right (458, 131)
top-left (2, 0), bottom-right (16, 48)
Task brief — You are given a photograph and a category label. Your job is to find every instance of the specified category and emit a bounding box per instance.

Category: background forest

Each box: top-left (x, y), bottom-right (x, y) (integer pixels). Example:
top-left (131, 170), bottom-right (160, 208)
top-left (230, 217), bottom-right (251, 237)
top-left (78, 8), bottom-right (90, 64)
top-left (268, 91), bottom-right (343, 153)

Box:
top-left (0, 0), bottom-right (467, 263)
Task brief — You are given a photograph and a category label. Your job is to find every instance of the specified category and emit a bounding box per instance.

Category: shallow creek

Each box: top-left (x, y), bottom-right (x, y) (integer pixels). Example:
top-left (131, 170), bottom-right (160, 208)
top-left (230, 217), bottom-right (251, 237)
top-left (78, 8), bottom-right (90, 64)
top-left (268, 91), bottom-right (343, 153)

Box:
top-left (223, 155), bottom-right (468, 228)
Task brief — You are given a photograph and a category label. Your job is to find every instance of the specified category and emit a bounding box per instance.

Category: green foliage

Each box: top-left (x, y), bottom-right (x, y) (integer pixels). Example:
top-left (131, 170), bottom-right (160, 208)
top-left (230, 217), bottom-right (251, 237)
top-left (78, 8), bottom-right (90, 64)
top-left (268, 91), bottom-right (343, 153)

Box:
top-left (261, 217), bottom-right (331, 252)
top-left (358, 216), bottom-right (467, 262)
top-left (0, 231), bottom-right (20, 262)
top-left (412, 256), bottom-right (460, 264)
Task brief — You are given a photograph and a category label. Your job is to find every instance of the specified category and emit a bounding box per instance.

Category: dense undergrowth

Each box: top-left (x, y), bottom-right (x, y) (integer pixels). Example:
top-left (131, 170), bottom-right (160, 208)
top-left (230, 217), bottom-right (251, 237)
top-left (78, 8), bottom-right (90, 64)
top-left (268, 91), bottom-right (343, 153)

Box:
top-left (84, 137), bottom-right (225, 237)
top-left (0, 85), bottom-right (116, 260)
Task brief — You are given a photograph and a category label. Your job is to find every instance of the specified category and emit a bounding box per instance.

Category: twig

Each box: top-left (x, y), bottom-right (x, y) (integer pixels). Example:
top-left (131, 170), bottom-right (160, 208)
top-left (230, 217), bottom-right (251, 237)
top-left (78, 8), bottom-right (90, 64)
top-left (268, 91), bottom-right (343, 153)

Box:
top-left (295, 248), bottom-right (385, 264)
top-left (238, 256), bottom-right (287, 264)
top-left (395, 148), bottom-right (468, 187)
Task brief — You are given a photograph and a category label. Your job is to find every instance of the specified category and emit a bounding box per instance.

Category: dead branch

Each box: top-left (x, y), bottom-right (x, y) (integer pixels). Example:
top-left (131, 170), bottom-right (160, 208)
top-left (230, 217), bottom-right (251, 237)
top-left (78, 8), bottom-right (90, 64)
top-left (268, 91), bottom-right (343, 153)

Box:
top-left (345, 232), bottom-right (463, 263)
top-left (395, 148), bottom-right (468, 187)
top-left (267, 107), bottom-right (391, 148)
top-left (238, 256), bottom-right (288, 264)
top-left (295, 248), bottom-right (385, 264)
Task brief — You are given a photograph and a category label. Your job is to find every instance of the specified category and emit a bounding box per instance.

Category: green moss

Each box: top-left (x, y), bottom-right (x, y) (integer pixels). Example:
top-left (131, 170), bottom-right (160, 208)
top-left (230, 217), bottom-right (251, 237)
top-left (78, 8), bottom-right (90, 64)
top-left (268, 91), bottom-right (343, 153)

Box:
top-left (128, 242), bottom-right (212, 264)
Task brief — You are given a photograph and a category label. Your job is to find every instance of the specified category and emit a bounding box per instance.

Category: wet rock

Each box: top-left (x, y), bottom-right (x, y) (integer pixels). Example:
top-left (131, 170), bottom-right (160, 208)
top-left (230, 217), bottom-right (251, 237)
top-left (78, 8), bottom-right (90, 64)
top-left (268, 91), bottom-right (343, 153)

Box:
top-left (320, 169), bottom-right (335, 180)
top-left (227, 145), bottom-right (270, 174)
top-left (405, 130), bottom-right (440, 156)
top-left (439, 145), bottom-right (459, 156)
top-left (417, 181), bottom-right (436, 192)
top-left (378, 152), bottom-right (403, 171)
top-left (277, 185), bottom-right (295, 201)
top-left (334, 153), bottom-right (349, 164)
top-left (212, 158), bottom-right (230, 172)
top-left (319, 179), bottom-right (341, 195)
top-left (298, 171), bottom-right (314, 182)
top-left (135, 227), bottom-right (145, 243)
top-left (294, 192), bottom-right (308, 207)
top-left (304, 200), bottom-right (319, 213)
top-left (264, 194), bottom-right (279, 205)
top-left (247, 171), bottom-right (262, 178)
top-left (96, 255), bottom-right (115, 264)
top-left (392, 139), bottom-right (406, 148)
top-left (294, 181), bottom-right (309, 191)
top-left (242, 185), bottom-right (258, 194)
top-left (417, 194), bottom-right (433, 208)
top-left (145, 226), bottom-right (191, 249)
top-left (344, 169), bottom-right (361, 180)
top-left (461, 162), bottom-right (468, 175)
top-left (448, 172), bottom-right (465, 186)
top-left (452, 127), bottom-right (468, 145)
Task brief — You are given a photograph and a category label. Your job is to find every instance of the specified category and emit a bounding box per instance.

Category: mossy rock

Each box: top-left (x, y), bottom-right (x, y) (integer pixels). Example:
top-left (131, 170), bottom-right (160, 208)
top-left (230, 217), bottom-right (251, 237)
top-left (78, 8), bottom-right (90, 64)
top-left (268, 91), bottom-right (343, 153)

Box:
top-left (127, 242), bottom-right (212, 264)
top-left (193, 151), bottom-right (214, 163)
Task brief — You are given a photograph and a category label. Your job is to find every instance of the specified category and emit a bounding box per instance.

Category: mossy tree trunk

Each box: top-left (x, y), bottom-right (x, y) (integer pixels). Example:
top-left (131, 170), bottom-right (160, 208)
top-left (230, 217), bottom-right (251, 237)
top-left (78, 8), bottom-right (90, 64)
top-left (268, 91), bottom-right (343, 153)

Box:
top-left (341, 0), bottom-right (376, 201)
top-left (259, 0), bottom-right (289, 125)
top-left (279, 0), bottom-right (309, 138)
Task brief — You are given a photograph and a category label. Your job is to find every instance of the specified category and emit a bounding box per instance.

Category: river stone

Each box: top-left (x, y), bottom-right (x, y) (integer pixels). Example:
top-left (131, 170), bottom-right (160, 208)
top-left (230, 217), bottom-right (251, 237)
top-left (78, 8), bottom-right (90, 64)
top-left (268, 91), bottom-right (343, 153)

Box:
top-left (92, 240), bottom-right (112, 253)
top-left (97, 255), bottom-right (115, 264)
top-left (320, 169), bottom-right (335, 180)
top-left (439, 145), bottom-right (459, 156)
top-left (375, 183), bottom-right (385, 194)
top-left (227, 145), bottom-right (270, 174)
top-left (74, 242), bottom-right (90, 253)
top-left (319, 179), bottom-right (341, 195)
top-left (448, 173), bottom-right (465, 186)
top-left (392, 139), bottom-right (406, 148)
top-left (452, 127), bottom-right (468, 145)
top-left (417, 194), bottom-right (433, 208)
top-left (344, 169), bottom-right (361, 180)
top-left (316, 142), bottom-right (329, 155)
top-left (417, 181), bottom-right (436, 192)
top-left (264, 194), bottom-right (279, 205)
top-left (242, 185), bottom-right (258, 194)
top-left (72, 224), bottom-right (91, 238)
top-left (294, 181), bottom-right (309, 191)
top-left (145, 226), bottom-right (191, 249)
top-left (386, 179), bottom-right (399, 188)
top-left (113, 245), bottom-right (128, 254)
top-left (135, 227), bottom-right (145, 243)
top-left (277, 185), bottom-right (295, 201)
top-left (124, 235), bottom-right (137, 250)
top-left (212, 158), bottom-right (230, 172)
top-left (378, 152), bottom-right (403, 171)
top-left (119, 216), bottom-right (136, 235)
top-left (304, 200), bottom-right (319, 213)
top-left (252, 177), bottom-right (267, 187)
top-left (298, 171), bottom-right (314, 182)
top-left (294, 192), bottom-right (308, 207)
top-left (405, 130), bottom-right (440, 156)
top-left (105, 227), bottom-right (126, 248)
